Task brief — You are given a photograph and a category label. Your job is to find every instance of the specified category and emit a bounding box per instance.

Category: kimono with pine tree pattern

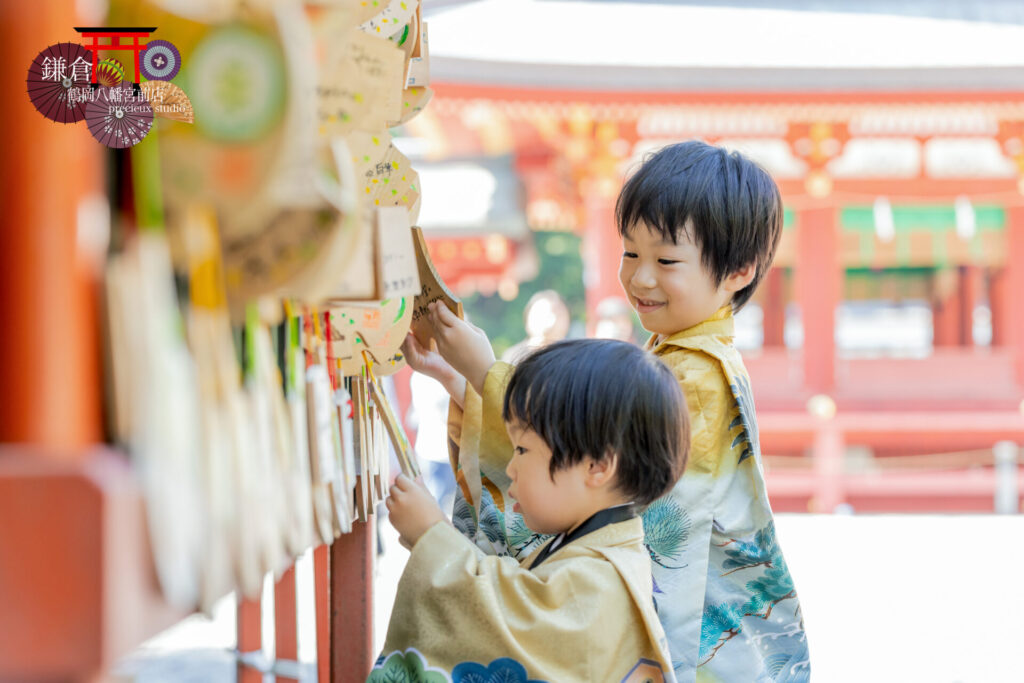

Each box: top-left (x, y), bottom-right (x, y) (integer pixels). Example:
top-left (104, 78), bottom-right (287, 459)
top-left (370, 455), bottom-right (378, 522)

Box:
top-left (446, 305), bottom-right (809, 682)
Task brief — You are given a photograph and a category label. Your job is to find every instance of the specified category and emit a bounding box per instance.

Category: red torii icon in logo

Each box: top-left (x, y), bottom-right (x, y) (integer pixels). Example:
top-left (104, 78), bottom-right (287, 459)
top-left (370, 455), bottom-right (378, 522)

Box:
top-left (74, 26), bottom-right (156, 88)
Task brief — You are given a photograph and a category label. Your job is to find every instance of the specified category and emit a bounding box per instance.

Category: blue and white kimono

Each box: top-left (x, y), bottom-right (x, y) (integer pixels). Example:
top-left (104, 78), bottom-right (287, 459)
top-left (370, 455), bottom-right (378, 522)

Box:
top-left (447, 305), bottom-right (809, 682)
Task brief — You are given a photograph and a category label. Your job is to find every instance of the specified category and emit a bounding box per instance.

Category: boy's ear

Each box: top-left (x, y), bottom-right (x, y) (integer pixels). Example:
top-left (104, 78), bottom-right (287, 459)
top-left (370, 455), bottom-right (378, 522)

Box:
top-left (586, 453), bottom-right (618, 487)
top-left (722, 263), bottom-right (756, 294)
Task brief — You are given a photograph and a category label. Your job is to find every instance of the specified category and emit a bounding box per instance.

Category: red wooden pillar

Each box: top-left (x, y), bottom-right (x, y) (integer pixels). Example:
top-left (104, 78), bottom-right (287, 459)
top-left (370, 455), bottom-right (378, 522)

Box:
top-left (932, 290), bottom-right (962, 347)
top-left (932, 266), bottom-right (973, 347)
top-left (762, 267), bottom-right (786, 348)
top-left (0, 1), bottom-right (187, 679)
top-left (1006, 206), bottom-right (1024, 385)
top-left (580, 178), bottom-right (623, 323)
top-left (0, 0), bottom-right (102, 450)
top-left (990, 267), bottom-right (1008, 347)
top-left (314, 544), bottom-right (331, 683)
top-left (237, 598), bottom-right (262, 683)
top-left (810, 421), bottom-right (845, 513)
top-left (330, 522), bottom-right (375, 681)
top-left (959, 266), bottom-right (983, 347)
top-left (275, 567), bottom-right (299, 678)
top-left (795, 206), bottom-right (839, 395)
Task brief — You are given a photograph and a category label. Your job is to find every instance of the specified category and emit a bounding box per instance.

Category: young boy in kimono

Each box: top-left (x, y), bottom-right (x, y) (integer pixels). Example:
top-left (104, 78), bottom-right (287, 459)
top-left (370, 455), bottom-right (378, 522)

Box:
top-left (372, 339), bottom-right (687, 682)
top-left (404, 141), bottom-right (810, 682)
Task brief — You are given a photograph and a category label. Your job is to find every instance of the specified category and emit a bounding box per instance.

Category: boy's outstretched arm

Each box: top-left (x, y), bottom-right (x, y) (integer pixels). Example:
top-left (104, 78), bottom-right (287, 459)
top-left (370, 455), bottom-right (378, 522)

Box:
top-left (401, 332), bottom-right (467, 408)
top-left (385, 473), bottom-right (448, 548)
top-left (425, 301), bottom-right (495, 396)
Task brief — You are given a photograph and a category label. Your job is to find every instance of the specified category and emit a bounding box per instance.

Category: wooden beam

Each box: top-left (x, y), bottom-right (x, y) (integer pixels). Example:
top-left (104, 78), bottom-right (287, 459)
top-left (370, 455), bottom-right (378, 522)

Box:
top-left (236, 597), bottom-right (262, 683)
top-left (330, 522), bottom-right (374, 682)
top-left (274, 567), bottom-right (298, 679)
top-left (314, 544), bottom-right (330, 683)
top-left (0, 449), bottom-right (185, 681)
top-left (778, 178), bottom-right (1023, 202)
top-left (432, 83), bottom-right (1024, 106)
top-left (768, 468), bottom-right (1024, 513)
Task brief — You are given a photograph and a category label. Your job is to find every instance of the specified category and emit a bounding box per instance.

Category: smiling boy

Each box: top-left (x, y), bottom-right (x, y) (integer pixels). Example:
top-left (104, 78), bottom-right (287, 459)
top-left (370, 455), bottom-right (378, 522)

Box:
top-left (613, 141), bottom-right (808, 682)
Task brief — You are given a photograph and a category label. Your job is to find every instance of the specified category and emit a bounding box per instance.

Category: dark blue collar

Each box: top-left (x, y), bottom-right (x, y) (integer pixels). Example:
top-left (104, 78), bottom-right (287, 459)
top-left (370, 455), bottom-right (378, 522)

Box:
top-left (528, 504), bottom-right (637, 569)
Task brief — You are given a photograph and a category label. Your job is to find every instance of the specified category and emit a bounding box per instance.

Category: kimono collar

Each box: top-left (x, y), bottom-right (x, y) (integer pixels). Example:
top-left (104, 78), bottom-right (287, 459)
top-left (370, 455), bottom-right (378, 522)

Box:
top-left (528, 504), bottom-right (637, 569)
top-left (645, 304), bottom-right (735, 354)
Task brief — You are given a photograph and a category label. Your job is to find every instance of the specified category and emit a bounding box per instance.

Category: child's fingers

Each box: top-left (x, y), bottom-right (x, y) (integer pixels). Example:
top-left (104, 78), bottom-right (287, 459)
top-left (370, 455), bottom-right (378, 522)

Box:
top-left (431, 301), bottom-right (460, 327)
top-left (427, 301), bottom-right (461, 332)
top-left (425, 308), bottom-right (445, 335)
top-left (401, 331), bottom-right (420, 353)
top-left (400, 332), bottom-right (425, 363)
top-left (389, 476), bottom-right (411, 501)
top-left (424, 306), bottom-right (446, 337)
top-left (410, 475), bottom-right (432, 495)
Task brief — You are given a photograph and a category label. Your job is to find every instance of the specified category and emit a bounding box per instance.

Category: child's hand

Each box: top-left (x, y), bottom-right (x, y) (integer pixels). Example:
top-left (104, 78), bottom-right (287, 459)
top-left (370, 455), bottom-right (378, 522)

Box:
top-left (402, 331), bottom-right (457, 382)
top-left (385, 473), bottom-right (447, 547)
top-left (401, 333), bottom-right (467, 407)
top-left (427, 301), bottom-right (495, 395)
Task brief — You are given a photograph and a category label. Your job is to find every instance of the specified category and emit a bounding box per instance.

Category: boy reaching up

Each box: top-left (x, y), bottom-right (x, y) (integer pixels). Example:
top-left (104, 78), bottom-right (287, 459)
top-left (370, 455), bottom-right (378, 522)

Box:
top-left (373, 339), bottom-right (687, 682)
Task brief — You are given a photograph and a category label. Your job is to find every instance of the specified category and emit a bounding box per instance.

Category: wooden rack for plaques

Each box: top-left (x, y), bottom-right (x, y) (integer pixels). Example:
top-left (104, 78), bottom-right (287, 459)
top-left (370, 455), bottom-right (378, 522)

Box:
top-left (0, 4), bottom-right (380, 682)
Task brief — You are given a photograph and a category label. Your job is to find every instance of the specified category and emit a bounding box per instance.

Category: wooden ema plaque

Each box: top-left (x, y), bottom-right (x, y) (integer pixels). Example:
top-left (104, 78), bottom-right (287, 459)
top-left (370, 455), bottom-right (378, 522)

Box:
top-left (409, 225), bottom-right (463, 348)
top-left (367, 379), bottom-right (419, 479)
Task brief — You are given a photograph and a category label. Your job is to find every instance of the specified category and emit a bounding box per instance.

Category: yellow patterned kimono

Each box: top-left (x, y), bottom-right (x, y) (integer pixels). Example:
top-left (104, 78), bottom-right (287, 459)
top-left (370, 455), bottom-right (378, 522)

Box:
top-left (445, 306), bottom-right (809, 683)
top-left (372, 518), bottom-right (676, 682)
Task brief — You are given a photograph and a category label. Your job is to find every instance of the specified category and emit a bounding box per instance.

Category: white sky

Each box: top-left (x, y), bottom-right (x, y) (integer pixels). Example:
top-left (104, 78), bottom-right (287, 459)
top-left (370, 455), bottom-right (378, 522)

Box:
top-left (427, 0), bottom-right (1024, 68)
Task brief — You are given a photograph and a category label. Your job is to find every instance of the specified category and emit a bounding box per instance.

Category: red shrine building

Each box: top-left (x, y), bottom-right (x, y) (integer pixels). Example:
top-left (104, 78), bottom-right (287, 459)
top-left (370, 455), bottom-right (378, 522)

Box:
top-left (411, 1), bottom-right (1024, 513)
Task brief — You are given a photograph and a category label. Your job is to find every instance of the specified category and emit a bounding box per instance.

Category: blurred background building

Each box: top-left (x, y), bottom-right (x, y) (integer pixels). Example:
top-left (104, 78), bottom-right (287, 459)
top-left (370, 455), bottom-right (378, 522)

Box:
top-left (405, 0), bottom-right (1024, 515)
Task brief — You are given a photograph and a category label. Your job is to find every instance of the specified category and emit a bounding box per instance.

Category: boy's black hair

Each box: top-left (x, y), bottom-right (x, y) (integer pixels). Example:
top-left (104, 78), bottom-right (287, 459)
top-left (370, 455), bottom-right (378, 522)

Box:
top-left (502, 339), bottom-right (688, 507)
top-left (615, 140), bottom-right (783, 310)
